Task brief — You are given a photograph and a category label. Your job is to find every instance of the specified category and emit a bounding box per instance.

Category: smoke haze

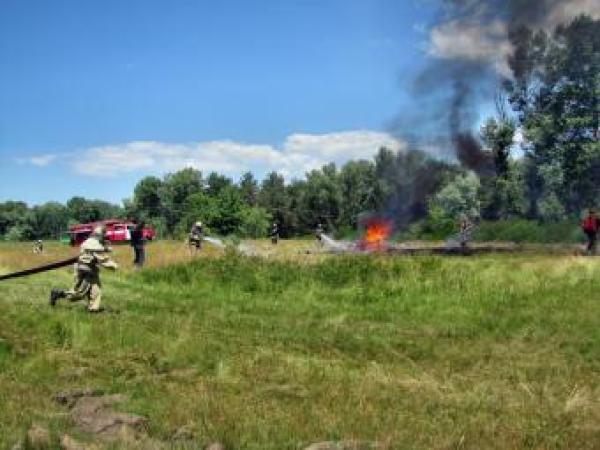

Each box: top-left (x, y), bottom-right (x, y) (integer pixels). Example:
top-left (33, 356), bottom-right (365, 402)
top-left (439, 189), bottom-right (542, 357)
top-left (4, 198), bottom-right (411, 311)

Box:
top-left (393, 0), bottom-right (599, 172)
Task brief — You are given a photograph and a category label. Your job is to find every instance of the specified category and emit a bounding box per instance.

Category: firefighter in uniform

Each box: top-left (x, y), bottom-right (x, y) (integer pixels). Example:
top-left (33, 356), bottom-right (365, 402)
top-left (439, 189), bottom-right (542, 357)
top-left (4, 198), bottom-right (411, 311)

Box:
top-left (188, 221), bottom-right (204, 252)
top-left (33, 239), bottom-right (44, 254)
top-left (50, 225), bottom-right (118, 312)
top-left (458, 214), bottom-right (474, 249)
top-left (270, 222), bottom-right (279, 245)
top-left (315, 223), bottom-right (324, 245)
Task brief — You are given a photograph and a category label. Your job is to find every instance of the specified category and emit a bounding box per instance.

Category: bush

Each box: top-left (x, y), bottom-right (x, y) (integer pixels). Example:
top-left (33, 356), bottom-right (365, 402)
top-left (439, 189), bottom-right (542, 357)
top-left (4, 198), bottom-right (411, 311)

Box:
top-left (473, 220), bottom-right (582, 243)
top-left (430, 172), bottom-right (481, 220)
top-left (420, 205), bottom-right (456, 240)
top-left (238, 207), bottom-right (271, 238)
top-left (4, 225), bottom-right (33, 241)
top-left (422, 172), bottom-right (481, 239)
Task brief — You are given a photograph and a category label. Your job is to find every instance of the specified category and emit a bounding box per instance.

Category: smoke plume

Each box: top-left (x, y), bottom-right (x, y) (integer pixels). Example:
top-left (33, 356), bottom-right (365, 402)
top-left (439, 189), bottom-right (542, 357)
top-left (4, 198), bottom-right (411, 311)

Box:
top-left (393, 0), bottom-right (599, 173)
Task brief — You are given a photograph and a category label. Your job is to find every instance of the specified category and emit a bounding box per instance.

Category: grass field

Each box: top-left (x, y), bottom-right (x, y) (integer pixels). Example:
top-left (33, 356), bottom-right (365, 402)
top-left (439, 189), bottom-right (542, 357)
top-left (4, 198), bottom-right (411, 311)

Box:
top-left (1, 240), bottom-right (599, 449)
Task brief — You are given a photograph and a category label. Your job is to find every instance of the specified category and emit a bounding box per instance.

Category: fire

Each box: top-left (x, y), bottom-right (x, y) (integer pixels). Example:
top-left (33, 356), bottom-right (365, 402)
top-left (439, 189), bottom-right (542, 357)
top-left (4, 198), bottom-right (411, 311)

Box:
top-left (361, 218), bottom-right (393, 251)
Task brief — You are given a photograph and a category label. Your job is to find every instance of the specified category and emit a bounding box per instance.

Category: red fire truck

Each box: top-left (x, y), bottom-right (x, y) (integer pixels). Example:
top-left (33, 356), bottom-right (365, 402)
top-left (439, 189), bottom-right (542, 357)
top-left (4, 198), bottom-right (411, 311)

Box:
top-left (68, 219), bottom-right (156, 246)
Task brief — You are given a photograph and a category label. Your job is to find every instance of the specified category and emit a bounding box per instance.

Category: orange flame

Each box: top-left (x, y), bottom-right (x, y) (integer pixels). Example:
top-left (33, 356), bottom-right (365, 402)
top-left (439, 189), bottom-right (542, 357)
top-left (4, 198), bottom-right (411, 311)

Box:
top-left (361, 218), bottom-right (393, 250)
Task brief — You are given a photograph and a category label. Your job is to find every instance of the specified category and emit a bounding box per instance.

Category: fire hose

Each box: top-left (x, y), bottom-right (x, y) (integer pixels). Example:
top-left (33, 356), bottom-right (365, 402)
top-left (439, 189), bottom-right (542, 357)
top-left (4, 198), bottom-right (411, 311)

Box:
top-left (0, 257), bottom-right (78, 282)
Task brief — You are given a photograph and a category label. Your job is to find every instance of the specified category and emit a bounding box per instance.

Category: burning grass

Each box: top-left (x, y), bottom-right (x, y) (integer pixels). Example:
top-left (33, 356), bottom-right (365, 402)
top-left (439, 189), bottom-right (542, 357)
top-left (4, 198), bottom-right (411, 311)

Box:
top-left (0, 241), bottom-right (599, 448)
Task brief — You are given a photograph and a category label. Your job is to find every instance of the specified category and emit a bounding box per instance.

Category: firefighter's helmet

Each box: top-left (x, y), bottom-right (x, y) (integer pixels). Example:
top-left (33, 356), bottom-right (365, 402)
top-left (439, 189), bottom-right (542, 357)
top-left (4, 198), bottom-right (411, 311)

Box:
top-left (92, 225), bottom-right (107, 237)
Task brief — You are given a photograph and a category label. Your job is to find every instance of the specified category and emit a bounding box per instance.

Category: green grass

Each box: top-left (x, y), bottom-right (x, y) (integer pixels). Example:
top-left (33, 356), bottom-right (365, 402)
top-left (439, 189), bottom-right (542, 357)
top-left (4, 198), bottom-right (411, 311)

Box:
top-left (1, 248), bottom-right (600, 449)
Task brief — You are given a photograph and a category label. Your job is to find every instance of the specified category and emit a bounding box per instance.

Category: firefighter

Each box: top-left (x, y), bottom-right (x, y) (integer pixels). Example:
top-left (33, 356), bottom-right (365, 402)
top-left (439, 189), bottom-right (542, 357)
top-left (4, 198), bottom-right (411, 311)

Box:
top-left (33, 239), bottom-right (44, 254)
top-left (130, 220), bottom-right (146, 268)
top-left (188, 221), bottom-right (204, 252)
top-left (315, 223), bottom-right (324, 245)
top-left (50, 225), bottom-right (118, 313)
top-left (458, 214), bottom-right (474, 248)
top-left (581, 208), bottom-right (600, 255)
top-left (270, 222), bottom-right (279, 245)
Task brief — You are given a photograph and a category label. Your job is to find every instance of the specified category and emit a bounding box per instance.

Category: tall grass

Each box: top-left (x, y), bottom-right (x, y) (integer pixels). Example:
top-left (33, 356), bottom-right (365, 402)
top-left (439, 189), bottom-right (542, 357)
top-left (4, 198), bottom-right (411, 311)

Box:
top-left (0, 242), bottom-right (599, 448)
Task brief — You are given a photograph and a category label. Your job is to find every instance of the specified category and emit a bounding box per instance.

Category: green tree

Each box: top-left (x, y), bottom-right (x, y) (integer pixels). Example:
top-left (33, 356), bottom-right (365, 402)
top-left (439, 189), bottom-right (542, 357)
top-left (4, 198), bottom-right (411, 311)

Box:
top-left (258, 172), bottom-right (289, 234)
top-left (160, 168), bottom-right (203, 233)
top-left (285, 179), bottom-right (308, 235)
top-left (430, 172), bottom-right (481, 220)
top-left (206, 172), bottom-right (233, 197)
top-left (66, 197), bottom-right (96, 223)
top-left (239, 172), bottom-right (259, 206)
top-left (301, 163), bottom-right (342, 232)
top-left (426, 171), bottom-right (481, 238)
top-left (30, 202), bottom-right (69, 238)
top-left (66, 197), bottom-right (121, 223)
top-left (339, 160), bottom-right (380, 228)
top-left (506, 15), bottom-right (600, 215)
top-left (0, 201), bottom-right (30, 236)
top-left (133, 176), bottom-right (163, 218)
top-left (238, 206), bottom-right (272, 238)
top-left (5, 224), bottom-right (33, 241)
top-left (181, 185), bottom-right (245, 236)
top-left (481, 117), bottom-right (515, 178)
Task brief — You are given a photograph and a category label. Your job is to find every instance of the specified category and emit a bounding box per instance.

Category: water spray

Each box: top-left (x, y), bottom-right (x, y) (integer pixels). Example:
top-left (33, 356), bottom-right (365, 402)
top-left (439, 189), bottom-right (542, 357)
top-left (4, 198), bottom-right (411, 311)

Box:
top-left (202, 236), bottom-right (226, 249)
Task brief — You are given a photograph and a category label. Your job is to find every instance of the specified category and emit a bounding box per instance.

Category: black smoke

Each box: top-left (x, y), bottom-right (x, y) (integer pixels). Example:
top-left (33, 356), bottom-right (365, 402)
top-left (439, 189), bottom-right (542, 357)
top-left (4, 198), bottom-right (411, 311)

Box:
top-left (392, 0), bottom-right (596, 174)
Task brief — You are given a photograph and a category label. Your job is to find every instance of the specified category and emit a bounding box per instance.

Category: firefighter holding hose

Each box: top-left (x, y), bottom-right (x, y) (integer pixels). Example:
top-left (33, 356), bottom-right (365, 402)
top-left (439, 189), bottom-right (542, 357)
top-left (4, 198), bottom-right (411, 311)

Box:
top-left (50, 224), bottom-right (118, 313)
top-left (188, 221), bottom-right (204, 253)
top-left (315, 222), bottom-right (324, 246)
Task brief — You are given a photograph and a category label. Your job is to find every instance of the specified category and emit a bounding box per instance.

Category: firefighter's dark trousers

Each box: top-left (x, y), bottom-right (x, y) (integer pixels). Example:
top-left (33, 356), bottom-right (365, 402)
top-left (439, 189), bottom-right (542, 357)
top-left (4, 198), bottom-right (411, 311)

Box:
top-left (585, 230), bottom-right (597, 254)
top-left (133, 245), bottom-right (145, 267)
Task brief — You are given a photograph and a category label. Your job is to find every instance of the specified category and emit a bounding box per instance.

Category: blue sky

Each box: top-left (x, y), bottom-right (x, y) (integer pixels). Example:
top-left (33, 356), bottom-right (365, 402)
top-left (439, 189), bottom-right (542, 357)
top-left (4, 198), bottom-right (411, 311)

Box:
top-left (0, 0), bottom-right (439, 204)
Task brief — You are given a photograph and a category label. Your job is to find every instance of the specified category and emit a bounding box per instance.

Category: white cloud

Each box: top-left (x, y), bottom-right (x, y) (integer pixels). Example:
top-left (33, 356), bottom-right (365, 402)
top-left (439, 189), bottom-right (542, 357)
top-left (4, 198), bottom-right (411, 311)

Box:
top-left (18, 154), bottom-right (57, 167)
top-left (69, 130), bottom-right (405, 178)
top-left (284, 130), bottom-right (403, 162)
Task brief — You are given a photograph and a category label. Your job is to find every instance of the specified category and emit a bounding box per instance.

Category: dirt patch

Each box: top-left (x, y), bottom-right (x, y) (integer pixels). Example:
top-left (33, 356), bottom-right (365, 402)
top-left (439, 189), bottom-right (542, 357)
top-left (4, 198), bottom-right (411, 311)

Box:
top-left (55, 389), bottom-right (148, 443)
top-left (70, 394), bottom-right (147, 438)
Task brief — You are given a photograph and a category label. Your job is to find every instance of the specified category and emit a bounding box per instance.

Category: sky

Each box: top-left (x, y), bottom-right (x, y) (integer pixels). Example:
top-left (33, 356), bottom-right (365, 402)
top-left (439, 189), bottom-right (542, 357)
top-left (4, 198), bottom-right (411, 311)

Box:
top-left (0, 0), bottom-right (440, 204)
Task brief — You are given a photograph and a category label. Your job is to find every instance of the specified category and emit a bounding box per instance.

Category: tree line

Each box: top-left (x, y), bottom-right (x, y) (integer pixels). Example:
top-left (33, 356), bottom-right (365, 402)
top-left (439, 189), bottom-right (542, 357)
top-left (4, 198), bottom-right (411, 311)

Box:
top-left (1, 15), bottom-right (597, 241)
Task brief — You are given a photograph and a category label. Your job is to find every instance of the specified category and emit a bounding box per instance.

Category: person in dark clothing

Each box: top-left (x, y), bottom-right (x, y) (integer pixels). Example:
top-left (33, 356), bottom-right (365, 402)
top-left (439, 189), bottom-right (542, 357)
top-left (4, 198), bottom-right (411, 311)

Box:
top-left (130, 221), bottom-right (146, 268)
top-left (582, 209), bottom-right (600, 255)
top-left (270, 222), bottom-right (279, 245)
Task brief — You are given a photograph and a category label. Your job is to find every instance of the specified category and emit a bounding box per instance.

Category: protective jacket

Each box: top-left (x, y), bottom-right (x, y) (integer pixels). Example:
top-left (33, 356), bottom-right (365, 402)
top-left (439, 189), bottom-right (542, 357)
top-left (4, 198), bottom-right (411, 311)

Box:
top-left (582, 216), bottom-right (600, 233)
top-left (77, 236), bottom-right (118, 272)
top-left (130, 228), bottom-right (144, 248)
top-left (189, 225), bottom-right (203, 240)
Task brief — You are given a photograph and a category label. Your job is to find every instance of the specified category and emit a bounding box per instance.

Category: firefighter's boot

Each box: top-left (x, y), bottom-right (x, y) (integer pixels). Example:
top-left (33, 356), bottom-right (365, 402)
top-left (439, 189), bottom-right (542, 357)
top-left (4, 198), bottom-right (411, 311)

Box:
top-left (50, 289), bottom-right (66, 307)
